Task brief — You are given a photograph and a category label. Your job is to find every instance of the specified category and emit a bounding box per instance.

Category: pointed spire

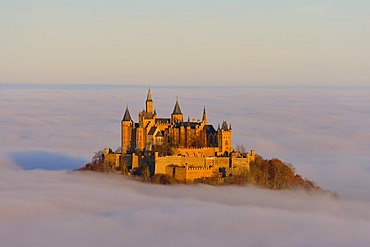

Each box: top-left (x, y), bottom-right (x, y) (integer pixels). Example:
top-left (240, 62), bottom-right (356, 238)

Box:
top-left (222, 121), bottom-right (228, 131)
top-left (202, 106), bottom-right (207, 122)
top-left (154, 109), bottom-right (157, 115)
top-left (122, 106), bottom-right (132, 121)
top-left (146, 87), bottom-right (152, 101)
top-left (172, 97), bottom-right (182, 114)
top-left (229, 124), bottom-right (232, 130)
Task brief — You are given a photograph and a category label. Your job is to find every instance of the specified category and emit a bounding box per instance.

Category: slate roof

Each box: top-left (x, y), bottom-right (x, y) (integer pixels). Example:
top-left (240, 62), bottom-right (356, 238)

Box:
top-left (148, 126), bottom-right (157, 135)
top-left (205, 125), bottom-right (216, 134)
top-left (146, 88), bottom-right (153, 101)
top-left (172, 99), bottom-right (182, 114)
top-left (122, 106), bottom-right (132, 121)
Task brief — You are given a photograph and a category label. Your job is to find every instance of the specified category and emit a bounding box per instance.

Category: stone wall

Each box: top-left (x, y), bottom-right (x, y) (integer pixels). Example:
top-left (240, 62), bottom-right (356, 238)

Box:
top-left (213, 157), bottom-right (231, 169)
top-left (153, 153), bottom-right (253, 182)
top-left (231, 158), bottom-right (250, 170)
top-left (172, 147), bottom-right (218, 157)
top-left (103, 148), bottom-right (121, 168)
top-left (165, 165), bottom-right (214, 182)
top-left (185, 166), bottom-right (214, 182)
top-left (154, 155), bottom-right (206, 174)
top-left (103, 148), bottom-right (256, 182)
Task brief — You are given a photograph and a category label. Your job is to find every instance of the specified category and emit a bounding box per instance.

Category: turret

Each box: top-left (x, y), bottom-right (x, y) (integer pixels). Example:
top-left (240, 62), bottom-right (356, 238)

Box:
top-left (122, 105), bottom-right (132, 122)
top-left (202, 106), bottom-right (207, 123)
top-left (146, 88), bottom-right (153, 114)
top-left (121, 106), bottom-right (133, 154)
top-left (171, 97), bottom-right (183, 124)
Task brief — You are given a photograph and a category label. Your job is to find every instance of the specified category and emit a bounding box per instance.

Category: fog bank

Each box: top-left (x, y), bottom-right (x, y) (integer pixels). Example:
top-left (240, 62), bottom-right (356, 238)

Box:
top-left (1, 85), bottom-right (369, 246)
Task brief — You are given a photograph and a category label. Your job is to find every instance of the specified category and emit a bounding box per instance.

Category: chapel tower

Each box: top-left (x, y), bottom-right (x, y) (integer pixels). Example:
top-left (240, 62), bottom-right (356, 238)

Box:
top-left (146, 88), bottom-right (153, 114)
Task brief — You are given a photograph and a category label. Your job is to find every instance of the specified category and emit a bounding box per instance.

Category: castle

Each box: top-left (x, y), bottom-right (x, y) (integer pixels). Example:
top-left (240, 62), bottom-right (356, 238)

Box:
top-left (103, 88), bottom-right (255, 182)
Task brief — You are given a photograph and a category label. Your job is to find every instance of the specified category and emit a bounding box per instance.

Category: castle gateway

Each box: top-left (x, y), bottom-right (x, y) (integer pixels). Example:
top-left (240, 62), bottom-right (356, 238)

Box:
top-left (103, 88), bottom-right (255, 182)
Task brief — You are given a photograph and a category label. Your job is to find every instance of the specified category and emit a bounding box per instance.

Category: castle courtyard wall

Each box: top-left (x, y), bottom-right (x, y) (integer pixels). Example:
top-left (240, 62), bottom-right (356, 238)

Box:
top-left (103, 148), bottom-right (121, 168)
top-left (165, 165), bottom-right (214, 182)
top-left (154, 156), bottom-right (206, 174)
top-left (173, 147), bottom-right (218, 157)
top-left (185, 167), bottom-right (214, 182)
top-left (213, 157), bottom-right (231, 169)
top-left (231, 158), bottom-right (250, 170)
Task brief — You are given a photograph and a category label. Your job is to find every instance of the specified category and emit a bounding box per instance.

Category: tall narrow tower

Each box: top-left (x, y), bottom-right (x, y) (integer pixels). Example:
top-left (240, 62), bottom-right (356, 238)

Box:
top-left (218, 121), bottom-right (232, 155)
top-left (121, 106), bottom-right (133, 154)
top-left (146, 88), bottom-right (153, 114)
top-left (202, 106), bottom-right (207, 124)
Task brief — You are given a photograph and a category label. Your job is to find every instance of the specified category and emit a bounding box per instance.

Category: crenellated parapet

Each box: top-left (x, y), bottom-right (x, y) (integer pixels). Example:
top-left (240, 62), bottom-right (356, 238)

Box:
top-left (173, 147), bottom-right (219, 157)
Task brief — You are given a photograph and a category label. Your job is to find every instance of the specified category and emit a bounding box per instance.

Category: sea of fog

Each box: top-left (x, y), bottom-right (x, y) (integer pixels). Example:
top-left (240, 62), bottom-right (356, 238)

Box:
top-left (1, 84), bottom-right (370, 247)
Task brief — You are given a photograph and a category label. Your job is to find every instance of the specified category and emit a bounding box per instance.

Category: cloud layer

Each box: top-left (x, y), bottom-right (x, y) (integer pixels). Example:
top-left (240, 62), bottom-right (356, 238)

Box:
top-left (1, 85), bottom-right (370, 246)
top-left (1, 165), bottom-right (370, 247)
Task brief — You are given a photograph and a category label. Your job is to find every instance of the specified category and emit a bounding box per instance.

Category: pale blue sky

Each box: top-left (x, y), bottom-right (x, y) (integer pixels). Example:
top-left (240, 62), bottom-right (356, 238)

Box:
top-left (0, 0), bottom-right (369, 86)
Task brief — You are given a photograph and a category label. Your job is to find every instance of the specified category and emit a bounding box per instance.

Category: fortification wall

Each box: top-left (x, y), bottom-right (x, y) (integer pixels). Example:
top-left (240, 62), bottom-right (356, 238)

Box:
top-left (213, 157), bottom-right (230, 169)
top-left (165, 165), bottom-right (214, 182)
top-left (185, 166), bottom-right (214, 182)
top-left (231, 157), bottom-right (250, 170)
top-left (174, 167), bottom-right (187, 182)
top-left (103, 153), bottom-right (121, 167)
top-left (173, 147), bottom-right (218, 157)
top-left (103, 148), bottom-right (121, 168)
top-left (154, 154), bottom-right (241, 175)
top-left (154, 156), bottom-right (206, 174)
top-left (248, 150), bottom-right (256, 163)
top-left (121, 155), bottom-right (132, 168)
top-left (165, 166), bottom-right (174, 177)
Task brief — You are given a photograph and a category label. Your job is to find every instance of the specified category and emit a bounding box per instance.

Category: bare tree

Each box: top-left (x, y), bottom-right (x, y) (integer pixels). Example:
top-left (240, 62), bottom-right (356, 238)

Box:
top-left (235, 144), bottom-right (247, 154)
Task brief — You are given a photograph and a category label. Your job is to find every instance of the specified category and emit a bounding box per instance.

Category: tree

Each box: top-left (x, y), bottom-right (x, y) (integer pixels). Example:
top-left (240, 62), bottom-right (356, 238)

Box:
top-left (92, 150), bottom-right (104, 164)
top-left (235, 144), bottom-right (247, 155)
top-left (151, 174), bottom-right (177, 184)
top-left (153, 142), bottom-right (173, 156)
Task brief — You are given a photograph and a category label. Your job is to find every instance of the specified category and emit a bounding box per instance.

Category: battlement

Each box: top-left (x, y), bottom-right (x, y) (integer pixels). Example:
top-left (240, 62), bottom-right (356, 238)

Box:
top-left (173, 147), bottom-right (219, 157)
top-left (187, 166), bottom-right (212, 171)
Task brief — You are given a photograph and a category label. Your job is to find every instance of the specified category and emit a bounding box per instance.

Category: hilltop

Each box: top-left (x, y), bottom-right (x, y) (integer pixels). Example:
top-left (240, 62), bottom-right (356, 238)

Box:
top-left (76, 88), bottom-right (336, 197)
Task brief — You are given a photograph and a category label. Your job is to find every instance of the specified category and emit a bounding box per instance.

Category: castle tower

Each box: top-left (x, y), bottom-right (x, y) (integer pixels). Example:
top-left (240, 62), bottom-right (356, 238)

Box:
top-left (146, 88), bottom-right (153, 114)
top-left (171, 98), bottom-right (183, 124)
top-left (200, 107), bottom-right (208, 146)
top-left (121, 106), bottom-right (133, 154)
top-left (135, 126), bottom-right (145, 151)
top-left (185, 116), bottom-right (191, 147)
top-left (218, 120), bottom-right (232, 155)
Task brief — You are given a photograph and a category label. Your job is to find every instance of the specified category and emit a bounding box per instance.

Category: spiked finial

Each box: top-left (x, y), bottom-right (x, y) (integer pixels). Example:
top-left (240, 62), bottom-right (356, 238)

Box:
top-left (146, 87), bottom-right (152, 101)
top-left (222, 121), bottom-right (228, 131)
top-left (202, 106), bottom-right (207, 122)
